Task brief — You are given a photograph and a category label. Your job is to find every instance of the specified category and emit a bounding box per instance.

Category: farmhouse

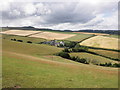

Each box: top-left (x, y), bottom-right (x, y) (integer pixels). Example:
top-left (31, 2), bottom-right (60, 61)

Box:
top-left (41, 40), bottom-right (65, 47)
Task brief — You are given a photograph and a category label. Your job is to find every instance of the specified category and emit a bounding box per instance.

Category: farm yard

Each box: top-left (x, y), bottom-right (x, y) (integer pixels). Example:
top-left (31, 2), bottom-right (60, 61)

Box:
top-left (80, 36), bottom-right (119, 50)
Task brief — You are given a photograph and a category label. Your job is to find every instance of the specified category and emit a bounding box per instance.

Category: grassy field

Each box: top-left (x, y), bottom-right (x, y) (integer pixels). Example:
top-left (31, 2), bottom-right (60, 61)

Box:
top-left (89, 49), bottom-right (119, 59)
top-left (2, 39), bottom-right (119, 88)
top-left (65, 33), bottom-right (94, 42)
top-left (2, 53), bottom-right (118, 88)
top-left (2, 34), bottom-right (46, 44)
top-left (80, 36), bottom-right (119, 50)
top-left (2, 39), bottom-right (62, 56)
top-left (69, 52), bottom-right (118, 64)
top-left (105, 34), bottom-right (120, 38)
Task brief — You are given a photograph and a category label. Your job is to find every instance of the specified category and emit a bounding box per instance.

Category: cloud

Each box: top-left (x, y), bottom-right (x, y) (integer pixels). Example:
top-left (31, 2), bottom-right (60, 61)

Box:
top-left (0, 0), bottom-right (119, 30)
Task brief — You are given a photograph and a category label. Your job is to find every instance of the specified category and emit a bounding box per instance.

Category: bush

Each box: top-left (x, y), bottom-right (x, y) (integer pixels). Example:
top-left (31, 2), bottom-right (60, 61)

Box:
top-left (56, 52), bottom-right (70, 59)
top-left (62, 48), bottom-right (70, 52)
top-left (27, 41), bottom-right (32, 43)
top-left (113, 63), bottom-right (120, 67)
top-left (64, 41), bottom-right (77, 48)
top-left (100, 63), bottom-right (106, 66)
top-left (105, 62), bottom-right (112, 67)
top-left (76, 58), bottom-right (87, 64)
top-left (17, 40), bottom-right (23, 42)
top-left (71, 56), bottom-right (78, 61)
top-left (13, 39), bottom-right (16, 41)
top-left (72, 44), bottom-right (88, 52)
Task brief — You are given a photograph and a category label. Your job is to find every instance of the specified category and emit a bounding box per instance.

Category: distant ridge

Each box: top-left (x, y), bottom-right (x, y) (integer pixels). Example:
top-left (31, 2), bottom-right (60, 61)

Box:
top-left (1, 26), bottom-right (120, 35)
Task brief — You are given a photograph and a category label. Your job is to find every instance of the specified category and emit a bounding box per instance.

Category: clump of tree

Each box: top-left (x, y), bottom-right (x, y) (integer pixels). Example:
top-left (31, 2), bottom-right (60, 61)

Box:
top-left (27, 41), bottom-right (32, 43)
top-left (112, 63), bottom-right (120, 67)
top-left (56, 52), bottom-right (71, 59)
top-left (62, 48), bottom-right (70, 52)
top-left (99, 62), bottom-right (120, 68)
top-left (64, 41), bottom-right (77, 48)
top-left (100, 62), bottom-right (112, 67)
top-left (72, 44), bottom-right (88, 52)
top-left (55, 51), bottom-right (120, 68)
top-left (11, 38), bottom-right (16, 41)
top-left (17, 40), bottom-right (23, 42)
top-left (56, 51), bottom-right (89, 64)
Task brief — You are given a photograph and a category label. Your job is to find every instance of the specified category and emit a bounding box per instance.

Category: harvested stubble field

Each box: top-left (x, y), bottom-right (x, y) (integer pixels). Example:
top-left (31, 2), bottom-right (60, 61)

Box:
top-left (29, 32), bottom-right (76, 40)
top-left (80, 36), bottom-right (119, 50)
top-left (0, 30), bottom-right (42, 36)
top-left (1, 30), bottom-right (76, 40)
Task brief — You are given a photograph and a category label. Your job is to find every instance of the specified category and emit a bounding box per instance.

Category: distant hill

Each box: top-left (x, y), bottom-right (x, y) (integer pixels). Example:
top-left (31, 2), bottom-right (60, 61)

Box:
top-left (1, 26), bottom-right (119, 35)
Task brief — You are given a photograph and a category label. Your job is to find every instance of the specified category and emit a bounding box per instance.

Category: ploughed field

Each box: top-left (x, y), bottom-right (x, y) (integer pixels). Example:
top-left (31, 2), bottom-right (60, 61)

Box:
top-left (2, 39), bottom-right (118, 88)
top-left (80, 36), bottom-right (119, 50)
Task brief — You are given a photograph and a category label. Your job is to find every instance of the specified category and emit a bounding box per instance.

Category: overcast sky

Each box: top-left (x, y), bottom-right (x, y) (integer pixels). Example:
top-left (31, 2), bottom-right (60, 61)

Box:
top-left (0, 0), bottom-right (119, 30)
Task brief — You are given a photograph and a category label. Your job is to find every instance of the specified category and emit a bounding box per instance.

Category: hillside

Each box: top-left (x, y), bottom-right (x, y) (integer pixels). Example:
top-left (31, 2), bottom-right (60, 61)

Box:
top-left (80, 36), bottom-right (119, 50)
top-left (2, 39), bottom-right (118, 88)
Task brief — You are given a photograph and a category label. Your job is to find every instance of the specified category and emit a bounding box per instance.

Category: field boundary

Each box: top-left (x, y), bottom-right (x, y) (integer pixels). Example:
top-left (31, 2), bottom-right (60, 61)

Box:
top-left (80, 45), bottom-right (120, 52)
top-left (78, 35), bottom-right (96, 43)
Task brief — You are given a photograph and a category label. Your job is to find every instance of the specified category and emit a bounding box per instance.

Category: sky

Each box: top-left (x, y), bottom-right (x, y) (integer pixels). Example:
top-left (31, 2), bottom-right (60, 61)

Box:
top-left (0, 0), bottom-right (119, 30)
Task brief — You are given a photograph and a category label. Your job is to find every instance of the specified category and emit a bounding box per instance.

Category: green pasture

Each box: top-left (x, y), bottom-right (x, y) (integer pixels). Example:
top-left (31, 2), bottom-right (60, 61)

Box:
top-left (69, 52), bottom-right (118, 64)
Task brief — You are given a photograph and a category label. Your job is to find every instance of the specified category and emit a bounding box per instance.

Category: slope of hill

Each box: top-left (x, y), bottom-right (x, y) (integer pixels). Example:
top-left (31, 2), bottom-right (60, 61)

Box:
top-left (80, 36), bottom-right (119, 50)
top-left (2, 39), bottom-right (118, 88)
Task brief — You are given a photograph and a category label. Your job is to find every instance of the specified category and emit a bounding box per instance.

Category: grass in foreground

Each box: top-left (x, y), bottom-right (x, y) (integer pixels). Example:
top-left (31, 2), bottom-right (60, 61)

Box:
top-left (2, 53), bottom-right (118, 88)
